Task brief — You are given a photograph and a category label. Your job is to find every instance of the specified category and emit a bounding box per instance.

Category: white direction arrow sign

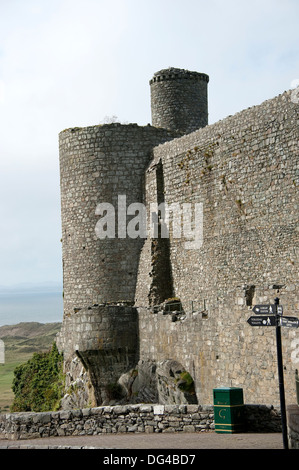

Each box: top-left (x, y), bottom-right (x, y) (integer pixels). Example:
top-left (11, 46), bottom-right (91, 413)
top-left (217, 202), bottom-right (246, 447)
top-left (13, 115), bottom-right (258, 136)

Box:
top-left (252, 304), bottom-right (284, 315)
top-left (247, 315), bottom-right (276, 326)
top-left (252, 304), bottom-right (276, 315)
top-left (279, 316), bottom-right (299, 328)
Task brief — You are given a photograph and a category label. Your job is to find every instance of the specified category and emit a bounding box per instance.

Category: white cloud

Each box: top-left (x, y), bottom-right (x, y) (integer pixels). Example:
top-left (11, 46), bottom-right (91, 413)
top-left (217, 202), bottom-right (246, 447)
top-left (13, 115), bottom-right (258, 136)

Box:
top-left (0, 80), bottom-right (4, 103)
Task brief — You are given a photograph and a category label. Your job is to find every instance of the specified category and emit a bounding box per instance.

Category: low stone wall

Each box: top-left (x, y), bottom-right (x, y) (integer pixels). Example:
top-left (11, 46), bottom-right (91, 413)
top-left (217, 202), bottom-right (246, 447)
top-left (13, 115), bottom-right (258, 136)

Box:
top-left (243, 404), bottom-right (281, 432)
top-left (0, 404), bottom-right (282, 440)
top-left (287, 404), bottom-right (299, 449)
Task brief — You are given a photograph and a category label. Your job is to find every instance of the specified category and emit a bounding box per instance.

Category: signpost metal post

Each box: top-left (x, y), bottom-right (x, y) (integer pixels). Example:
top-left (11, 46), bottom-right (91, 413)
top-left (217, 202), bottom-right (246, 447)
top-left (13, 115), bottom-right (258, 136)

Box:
top-left (247, 297), bottom-right (299, 450)
top-left (274, 298), bottom-right (288, 450)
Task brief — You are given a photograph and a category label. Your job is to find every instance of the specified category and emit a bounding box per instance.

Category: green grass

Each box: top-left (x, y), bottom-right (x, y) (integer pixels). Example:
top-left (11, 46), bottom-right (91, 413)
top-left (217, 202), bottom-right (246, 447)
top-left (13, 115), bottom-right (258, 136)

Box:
top-left (0, 322), bottom-right (61, 412)
top-left (0, 363), bottom-right (17, 412)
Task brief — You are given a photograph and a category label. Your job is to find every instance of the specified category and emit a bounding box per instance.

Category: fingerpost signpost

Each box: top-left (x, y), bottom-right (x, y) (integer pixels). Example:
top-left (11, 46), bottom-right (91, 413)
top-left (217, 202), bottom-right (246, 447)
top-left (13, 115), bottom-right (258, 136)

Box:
top-left (247, 298), bottom-right (299, 450)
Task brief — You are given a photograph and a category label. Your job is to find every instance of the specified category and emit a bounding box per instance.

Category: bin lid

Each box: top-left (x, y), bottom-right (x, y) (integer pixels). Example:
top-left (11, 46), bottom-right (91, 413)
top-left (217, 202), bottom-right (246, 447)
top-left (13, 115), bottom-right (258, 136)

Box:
top-left (213, 387), bottom-right (243, 391)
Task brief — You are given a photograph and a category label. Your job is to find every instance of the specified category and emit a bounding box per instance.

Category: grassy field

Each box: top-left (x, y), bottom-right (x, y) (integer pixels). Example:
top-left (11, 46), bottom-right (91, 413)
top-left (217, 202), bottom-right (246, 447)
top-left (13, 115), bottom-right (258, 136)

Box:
top-left (0, 322), bottom-right (61, 412)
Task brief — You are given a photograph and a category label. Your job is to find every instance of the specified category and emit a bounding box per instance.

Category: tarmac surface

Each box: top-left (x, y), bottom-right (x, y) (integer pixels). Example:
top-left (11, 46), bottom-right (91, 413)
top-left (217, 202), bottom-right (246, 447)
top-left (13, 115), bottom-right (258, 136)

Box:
top-left (0, 431), bottom-right (285, 449)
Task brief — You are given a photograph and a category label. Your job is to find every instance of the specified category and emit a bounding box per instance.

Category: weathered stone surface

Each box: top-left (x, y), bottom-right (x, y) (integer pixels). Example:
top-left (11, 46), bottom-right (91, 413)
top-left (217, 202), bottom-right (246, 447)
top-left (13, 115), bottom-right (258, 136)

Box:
top-left (56, 67), bottom-right (299, 410)
top-left (0, 403), bottom-right (281, 440)
top-left (150, 67), bottom-right (209, 134)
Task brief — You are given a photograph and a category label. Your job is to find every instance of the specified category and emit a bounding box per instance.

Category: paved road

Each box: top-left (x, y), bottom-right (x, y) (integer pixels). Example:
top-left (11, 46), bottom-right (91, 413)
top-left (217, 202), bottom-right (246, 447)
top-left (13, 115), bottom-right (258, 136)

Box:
top-left (0, 431), bottom-right (284, 449)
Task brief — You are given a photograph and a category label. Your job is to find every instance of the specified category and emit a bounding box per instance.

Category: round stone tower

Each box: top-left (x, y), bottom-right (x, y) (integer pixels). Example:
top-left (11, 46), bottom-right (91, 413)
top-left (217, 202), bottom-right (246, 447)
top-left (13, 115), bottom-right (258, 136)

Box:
top-left (150, 67), bottom-right (209, 134)
top-left (58, 123), bottom-right (177, 406)
top-left (59, 123), bottom-right (176, 316)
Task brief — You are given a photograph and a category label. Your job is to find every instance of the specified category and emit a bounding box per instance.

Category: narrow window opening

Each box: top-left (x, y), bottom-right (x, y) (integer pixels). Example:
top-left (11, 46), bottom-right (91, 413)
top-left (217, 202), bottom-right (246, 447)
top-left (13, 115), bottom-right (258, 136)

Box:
top-left (245, 285), bottom-right (255, 307)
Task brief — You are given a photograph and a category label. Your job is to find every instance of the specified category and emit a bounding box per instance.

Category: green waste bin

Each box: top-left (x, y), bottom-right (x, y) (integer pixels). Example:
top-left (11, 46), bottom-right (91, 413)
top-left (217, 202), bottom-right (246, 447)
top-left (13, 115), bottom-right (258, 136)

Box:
top-left (213, 387), bottom-right (244, 434)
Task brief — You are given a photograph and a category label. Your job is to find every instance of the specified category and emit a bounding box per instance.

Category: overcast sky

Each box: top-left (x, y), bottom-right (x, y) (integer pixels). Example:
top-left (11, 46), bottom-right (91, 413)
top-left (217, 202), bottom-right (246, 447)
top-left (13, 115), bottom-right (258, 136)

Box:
top-left (0, 0), bottom-right (298, 289)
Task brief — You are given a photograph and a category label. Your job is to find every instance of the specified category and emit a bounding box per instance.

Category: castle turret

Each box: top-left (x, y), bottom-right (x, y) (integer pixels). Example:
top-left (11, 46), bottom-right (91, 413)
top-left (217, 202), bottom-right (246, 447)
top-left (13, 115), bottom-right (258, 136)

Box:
top-left (150, 67), bottom-right (209, 134)
top-left (59, 124), bottom-right (176, 314)
top-left (57, 68), bottom-right (209, 407)
top-left (57, 123), bottom-right (177, 406)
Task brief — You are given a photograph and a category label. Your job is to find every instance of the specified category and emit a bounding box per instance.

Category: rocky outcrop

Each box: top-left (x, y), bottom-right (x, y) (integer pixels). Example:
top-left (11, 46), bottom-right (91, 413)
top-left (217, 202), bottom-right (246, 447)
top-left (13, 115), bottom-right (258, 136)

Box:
top-left (117, 359), bottom-right (197, 405)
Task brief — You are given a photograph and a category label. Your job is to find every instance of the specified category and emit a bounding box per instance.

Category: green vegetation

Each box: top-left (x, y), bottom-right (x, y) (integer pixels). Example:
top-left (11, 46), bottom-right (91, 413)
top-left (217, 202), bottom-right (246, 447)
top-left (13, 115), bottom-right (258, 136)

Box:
top-left (11, 342), bottom-right (64, 412)
top-left (0, 361), bottom-right (18, 413)
top-left (0, 322), bottom-right (61, 413)
top-left (178, 371), bottom-right (196, 395)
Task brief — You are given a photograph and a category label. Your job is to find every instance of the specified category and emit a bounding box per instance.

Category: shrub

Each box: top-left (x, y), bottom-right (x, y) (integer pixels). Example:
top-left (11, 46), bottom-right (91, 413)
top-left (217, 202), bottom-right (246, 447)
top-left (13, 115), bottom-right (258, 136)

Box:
top-left (11, 342), bottom-right (64, 412)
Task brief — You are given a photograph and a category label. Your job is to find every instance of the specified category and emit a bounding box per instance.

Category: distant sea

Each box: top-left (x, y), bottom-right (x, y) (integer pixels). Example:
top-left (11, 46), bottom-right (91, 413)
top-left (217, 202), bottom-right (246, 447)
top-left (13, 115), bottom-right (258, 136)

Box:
top-left (0, 285), bottom-right (63, 326)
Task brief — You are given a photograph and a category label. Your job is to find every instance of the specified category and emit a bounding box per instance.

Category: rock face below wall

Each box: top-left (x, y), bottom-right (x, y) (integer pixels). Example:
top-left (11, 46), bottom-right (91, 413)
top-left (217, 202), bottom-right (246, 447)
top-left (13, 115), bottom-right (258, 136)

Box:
top-left (59, 356), bottom-right (95, 410)
top-left (60, 357), bottom-right (198, 409)
top-left (118, 359), bottom-right (198, 405)
top-left (57, 302), bottom-right (199, 408)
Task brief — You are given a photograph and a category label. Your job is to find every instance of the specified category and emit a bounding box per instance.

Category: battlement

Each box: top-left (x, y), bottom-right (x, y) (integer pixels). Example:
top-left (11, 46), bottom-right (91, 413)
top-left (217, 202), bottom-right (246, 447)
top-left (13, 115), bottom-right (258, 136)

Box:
top-left (149, 67), bottom-right (209, 84)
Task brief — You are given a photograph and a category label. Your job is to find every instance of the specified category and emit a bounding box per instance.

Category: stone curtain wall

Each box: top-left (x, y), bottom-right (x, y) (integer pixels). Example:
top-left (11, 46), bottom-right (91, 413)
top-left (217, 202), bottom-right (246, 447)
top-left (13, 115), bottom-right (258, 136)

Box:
top-left (0, 404), bottom-right (282, 440)
top-left (59, 123), bottom-right (177, 316)
top-left (136, 89), bottom-right (299, 405)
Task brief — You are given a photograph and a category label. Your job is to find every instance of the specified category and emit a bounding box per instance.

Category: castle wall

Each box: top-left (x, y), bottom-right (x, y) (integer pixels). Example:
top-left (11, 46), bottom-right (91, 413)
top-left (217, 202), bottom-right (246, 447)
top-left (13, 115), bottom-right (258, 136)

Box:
top-left (58, 69), bottom-right (299, 409)
top-left (136, 89), bottom-right (299, 405)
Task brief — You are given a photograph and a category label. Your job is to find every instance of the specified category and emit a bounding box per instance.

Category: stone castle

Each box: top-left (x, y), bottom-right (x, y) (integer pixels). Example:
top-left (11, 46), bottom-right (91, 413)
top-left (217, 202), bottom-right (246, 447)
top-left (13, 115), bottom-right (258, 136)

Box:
top-left (56, 67), bottom-right (299, 409)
